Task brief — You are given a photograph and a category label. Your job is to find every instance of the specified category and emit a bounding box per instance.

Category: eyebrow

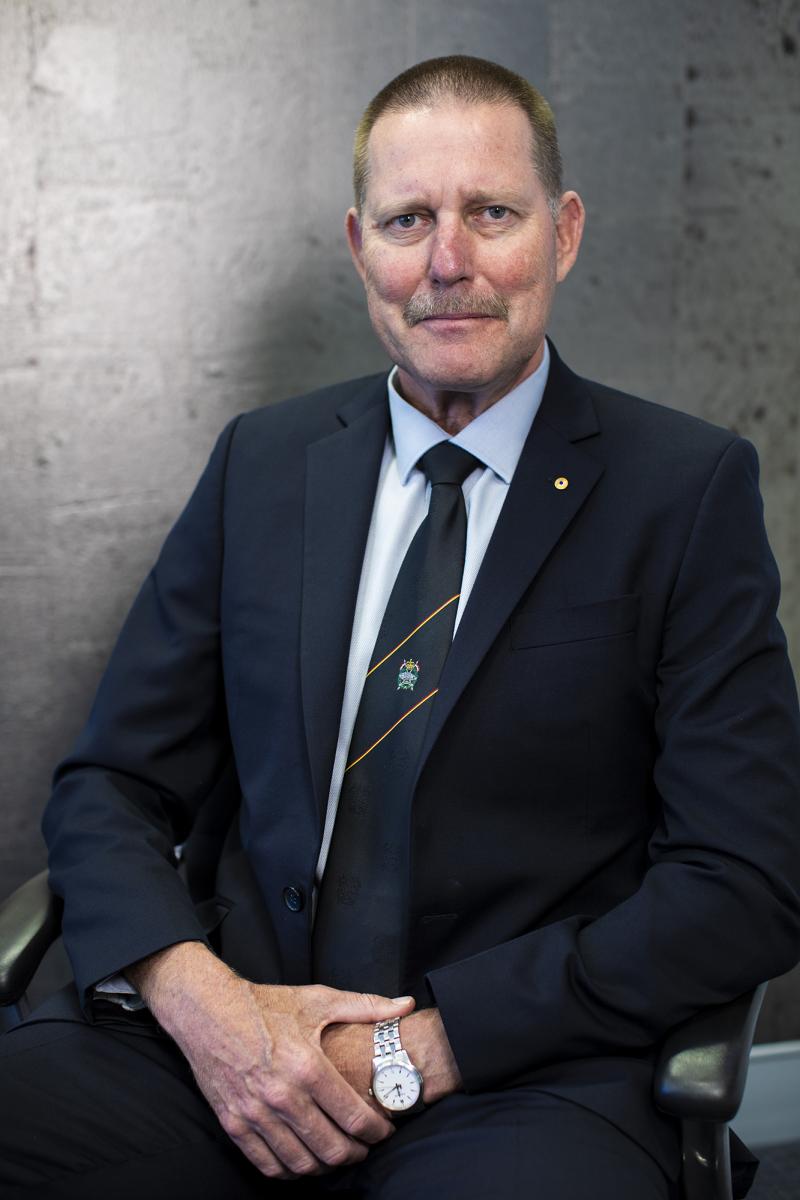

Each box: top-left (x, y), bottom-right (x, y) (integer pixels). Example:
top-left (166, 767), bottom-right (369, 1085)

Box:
top-left (371, 199), bottom-right (428, 221)
top-left (468, 190), bottom-right (528, 207)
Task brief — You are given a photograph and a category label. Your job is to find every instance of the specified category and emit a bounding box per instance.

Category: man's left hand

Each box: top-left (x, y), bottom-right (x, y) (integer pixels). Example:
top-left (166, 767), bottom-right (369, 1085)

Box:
top-left (322, 1007), bottom-right (462, 1111)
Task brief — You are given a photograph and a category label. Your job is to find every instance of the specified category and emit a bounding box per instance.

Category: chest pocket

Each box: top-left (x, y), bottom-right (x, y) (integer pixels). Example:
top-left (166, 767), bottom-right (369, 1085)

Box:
top-left (511, 594), bottom-right (640, 649)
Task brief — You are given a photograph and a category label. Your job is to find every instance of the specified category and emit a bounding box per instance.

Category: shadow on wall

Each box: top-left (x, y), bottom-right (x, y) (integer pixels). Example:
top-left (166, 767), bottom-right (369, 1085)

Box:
top-left (2, 260), bottom-right (388, 902)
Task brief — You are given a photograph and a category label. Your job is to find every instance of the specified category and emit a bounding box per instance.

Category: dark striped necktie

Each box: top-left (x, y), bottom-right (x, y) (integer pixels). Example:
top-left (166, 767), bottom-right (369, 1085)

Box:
top-left (312, 441), bottom-right (481, 996)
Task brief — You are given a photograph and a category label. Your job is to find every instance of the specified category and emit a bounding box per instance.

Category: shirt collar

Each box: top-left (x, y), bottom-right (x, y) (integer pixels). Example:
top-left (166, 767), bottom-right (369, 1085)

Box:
top-left (387, 339), bottom-right (550, 485)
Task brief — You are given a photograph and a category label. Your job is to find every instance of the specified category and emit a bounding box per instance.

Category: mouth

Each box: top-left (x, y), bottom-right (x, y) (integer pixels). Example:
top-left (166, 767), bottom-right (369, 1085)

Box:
top-left (417, 314), bottom-right (498, 333)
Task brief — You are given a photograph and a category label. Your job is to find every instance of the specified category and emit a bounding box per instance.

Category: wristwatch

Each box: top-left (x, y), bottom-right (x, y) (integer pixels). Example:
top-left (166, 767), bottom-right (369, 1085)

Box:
top-left (369, 1018), bottom-right (425, 1115)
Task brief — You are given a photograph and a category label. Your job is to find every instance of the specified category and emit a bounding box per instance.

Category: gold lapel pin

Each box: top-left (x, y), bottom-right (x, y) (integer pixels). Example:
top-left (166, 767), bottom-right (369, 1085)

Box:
top-left (554, 476), bottom-right (569, 490)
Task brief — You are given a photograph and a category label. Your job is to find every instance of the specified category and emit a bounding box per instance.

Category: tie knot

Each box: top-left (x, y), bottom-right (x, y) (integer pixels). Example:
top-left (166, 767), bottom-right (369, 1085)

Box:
top-left (419, 442), bottom-right (481, 488)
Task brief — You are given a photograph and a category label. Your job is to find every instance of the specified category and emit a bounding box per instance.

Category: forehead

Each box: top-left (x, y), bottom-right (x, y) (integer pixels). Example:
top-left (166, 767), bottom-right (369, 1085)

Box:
top-left (364, 100), bottom-right (538, 207)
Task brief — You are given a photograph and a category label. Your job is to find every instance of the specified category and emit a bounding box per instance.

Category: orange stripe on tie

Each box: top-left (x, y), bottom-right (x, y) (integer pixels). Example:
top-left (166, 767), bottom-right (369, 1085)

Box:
top-left (366, 594), bottom-right (460, 678)
top-left (345, 689), bottom-right (439, 773)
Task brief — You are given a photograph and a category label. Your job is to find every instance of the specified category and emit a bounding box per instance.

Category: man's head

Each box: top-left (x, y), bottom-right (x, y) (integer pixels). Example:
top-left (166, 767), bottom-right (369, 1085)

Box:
top-left (346, 56), bottom-right (585, 419)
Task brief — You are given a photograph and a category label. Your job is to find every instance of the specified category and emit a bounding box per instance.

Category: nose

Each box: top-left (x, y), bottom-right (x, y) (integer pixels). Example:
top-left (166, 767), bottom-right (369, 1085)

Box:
top-left (428, 216), bottom-right (473, 287)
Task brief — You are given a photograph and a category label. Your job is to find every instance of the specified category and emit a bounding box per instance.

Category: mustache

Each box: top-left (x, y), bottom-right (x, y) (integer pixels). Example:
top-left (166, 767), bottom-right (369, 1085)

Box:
top-left (403, 291), bottom-right (510, 326)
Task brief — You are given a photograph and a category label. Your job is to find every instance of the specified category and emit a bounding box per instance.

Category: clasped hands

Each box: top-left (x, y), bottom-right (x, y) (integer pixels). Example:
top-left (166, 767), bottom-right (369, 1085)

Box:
top-left (127, 941), bottom-right (460, 1181)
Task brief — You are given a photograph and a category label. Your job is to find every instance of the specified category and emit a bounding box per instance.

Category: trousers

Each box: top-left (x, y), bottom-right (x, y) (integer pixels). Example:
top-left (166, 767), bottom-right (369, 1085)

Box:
top-left (0, 988), bottom-right (679, 1200)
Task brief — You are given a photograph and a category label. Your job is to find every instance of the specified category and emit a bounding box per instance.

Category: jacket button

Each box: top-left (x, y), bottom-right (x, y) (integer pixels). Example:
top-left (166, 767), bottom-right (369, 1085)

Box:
top-left (283, 885), bottom-right (305, 913)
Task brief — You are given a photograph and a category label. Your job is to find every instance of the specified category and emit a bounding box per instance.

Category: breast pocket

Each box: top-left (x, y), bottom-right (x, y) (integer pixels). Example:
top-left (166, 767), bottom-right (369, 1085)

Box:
top-left (511, 594), bottom-right (640, 649)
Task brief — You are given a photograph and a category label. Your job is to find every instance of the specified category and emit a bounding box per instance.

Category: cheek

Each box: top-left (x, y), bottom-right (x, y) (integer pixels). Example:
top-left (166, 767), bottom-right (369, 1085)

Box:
top-left (489, 240), bottom-right (554, 296)
top-left (365, 249), bottom-right (420, 305)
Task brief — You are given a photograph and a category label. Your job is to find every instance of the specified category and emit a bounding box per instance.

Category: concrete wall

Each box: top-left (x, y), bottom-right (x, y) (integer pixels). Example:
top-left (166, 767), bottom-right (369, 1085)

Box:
top-left (2, 1), bottom-right (798, 1034)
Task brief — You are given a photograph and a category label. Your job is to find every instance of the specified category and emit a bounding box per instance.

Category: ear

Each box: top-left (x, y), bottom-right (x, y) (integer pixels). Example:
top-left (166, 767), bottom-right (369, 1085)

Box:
top-left (345, 207), bottom-right (366, 283)
top-left (554, 191), bottom-right (585, 283)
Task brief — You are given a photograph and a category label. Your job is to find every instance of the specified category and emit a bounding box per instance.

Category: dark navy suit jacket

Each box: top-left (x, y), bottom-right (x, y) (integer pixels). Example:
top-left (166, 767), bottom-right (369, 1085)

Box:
top-left (42, 344), bottom-right (800, 1177)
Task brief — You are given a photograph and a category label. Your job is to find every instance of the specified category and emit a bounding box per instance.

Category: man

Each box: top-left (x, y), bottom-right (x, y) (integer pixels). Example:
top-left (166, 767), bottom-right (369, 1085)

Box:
top-left (2, 55), bottom-right (799, 1200)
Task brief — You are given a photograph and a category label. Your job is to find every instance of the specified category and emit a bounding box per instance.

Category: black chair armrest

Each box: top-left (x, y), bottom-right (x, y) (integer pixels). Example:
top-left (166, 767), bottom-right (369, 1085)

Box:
top-left (654, 985), bottom-right (767, 1122)
top-left (0, 870), bottom-right (63, 1007)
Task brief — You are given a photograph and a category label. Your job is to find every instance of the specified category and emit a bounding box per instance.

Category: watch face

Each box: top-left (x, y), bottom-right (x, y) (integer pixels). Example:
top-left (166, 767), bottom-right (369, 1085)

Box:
top-left (373, 1061), bottom-right (422, 1112)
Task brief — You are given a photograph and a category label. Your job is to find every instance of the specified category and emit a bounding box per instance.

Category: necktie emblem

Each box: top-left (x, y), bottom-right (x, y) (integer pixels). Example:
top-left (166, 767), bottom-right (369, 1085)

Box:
top-left (396, 659), bottom-right (420, 691)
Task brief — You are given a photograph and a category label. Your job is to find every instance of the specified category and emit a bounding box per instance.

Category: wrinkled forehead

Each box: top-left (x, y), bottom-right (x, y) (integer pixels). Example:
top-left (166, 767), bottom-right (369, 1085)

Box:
top-left (363, 100), bottom-right (538, 209)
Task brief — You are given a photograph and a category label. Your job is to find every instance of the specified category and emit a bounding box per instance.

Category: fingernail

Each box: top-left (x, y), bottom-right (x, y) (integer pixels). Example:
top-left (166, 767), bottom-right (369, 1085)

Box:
top-left (392, 995), bottom-right (414, 1003)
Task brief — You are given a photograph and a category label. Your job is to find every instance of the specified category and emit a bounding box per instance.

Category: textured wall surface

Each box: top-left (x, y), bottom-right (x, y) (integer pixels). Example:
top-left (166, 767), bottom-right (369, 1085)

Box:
top-left (1, 0), bottom-right (799, 1035)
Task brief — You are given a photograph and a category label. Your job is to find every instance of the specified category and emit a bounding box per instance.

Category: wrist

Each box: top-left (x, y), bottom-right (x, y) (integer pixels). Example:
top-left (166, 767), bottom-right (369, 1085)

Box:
top-left (126, 940), bottom-right (237, 1036)
top-left (126, 939), bottom-right (214, 994)
top-left (399, 1009), bottom-right (461, 1104)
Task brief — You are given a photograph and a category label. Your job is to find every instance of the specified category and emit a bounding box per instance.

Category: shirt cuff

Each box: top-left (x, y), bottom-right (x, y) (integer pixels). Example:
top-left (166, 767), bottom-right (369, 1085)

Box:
top-left (93, 972), bottom-right (147, 1012)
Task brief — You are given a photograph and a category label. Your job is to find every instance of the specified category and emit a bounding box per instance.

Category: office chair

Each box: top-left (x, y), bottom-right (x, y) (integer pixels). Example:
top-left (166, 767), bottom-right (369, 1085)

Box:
top-left (0, 869), bottom-right (765, 1200)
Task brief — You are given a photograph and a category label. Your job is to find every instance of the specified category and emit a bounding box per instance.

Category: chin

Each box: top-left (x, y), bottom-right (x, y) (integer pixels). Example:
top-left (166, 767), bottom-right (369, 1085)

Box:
top-left (399, 341), bottom-right (486, 378)
top-left (402, 354), bottom-right (510, 394)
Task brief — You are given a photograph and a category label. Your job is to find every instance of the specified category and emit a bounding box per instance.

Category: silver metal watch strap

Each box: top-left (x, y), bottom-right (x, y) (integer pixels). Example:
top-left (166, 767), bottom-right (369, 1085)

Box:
top-left (373, 1017), bottom-right (403, 1060)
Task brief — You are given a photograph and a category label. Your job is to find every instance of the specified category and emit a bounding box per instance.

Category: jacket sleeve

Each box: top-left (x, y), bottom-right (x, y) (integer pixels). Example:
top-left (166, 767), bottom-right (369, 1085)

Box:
top-left (42, 417), bottom-right (241, 1010)
top-left (427, 436), bottom-right (800, 1091)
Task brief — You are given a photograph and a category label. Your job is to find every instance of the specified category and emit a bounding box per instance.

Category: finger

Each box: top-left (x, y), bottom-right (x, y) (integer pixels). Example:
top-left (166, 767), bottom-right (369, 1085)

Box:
top-left (261, 1053), bottom-right (378, 1164)
top-left (244, 1099), bottom-right (369, 1175)
top-left (219, 1116), bottom-right (298, 1181)
top-left (283, 1099), bottom-right (371, 1171)
top-left (315, 988), bottom-right (416, 1026)
top-left (311, 1048), bottom-right (396, 1145)
top-left (251, 1115), bottom-right (328, 1178)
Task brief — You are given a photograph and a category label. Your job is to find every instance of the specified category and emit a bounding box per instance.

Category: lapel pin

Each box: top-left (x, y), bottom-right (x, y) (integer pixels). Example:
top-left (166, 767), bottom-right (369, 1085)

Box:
top-left (554, 476), bottom-right (569, 490)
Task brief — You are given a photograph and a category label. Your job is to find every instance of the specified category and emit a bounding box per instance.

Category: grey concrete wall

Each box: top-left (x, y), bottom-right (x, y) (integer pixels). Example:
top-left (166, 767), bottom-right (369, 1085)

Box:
top-left (1, 1), bottom-right (798, 1034)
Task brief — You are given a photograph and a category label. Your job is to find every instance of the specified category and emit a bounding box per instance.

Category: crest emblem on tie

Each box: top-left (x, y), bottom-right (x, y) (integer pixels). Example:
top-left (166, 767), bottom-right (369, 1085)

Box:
top-left (397, 659), bottom-right (420, 691)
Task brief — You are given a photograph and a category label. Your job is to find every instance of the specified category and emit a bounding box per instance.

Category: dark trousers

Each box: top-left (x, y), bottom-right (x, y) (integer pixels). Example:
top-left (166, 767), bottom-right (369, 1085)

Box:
top-left (0, 995), bottom-right (679, 1200)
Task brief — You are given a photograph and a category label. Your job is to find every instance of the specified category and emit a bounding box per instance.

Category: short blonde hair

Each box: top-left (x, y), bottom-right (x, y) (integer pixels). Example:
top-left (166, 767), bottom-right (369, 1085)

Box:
top-left (353, 55), bottom-right (563, 218)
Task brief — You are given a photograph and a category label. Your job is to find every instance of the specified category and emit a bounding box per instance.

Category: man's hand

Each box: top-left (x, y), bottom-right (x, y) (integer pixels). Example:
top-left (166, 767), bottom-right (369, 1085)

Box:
top-left (127, 942), bottom-right (415, 1180)
top-left (322, 1007), bottom-right (463, 1107)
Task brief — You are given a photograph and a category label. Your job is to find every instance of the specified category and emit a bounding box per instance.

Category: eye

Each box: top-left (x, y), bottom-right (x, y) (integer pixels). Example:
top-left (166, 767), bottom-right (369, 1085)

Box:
top-left (485, 205), bottom-right (509, 220)
top-left (392, 214), bottom-right (418, 229)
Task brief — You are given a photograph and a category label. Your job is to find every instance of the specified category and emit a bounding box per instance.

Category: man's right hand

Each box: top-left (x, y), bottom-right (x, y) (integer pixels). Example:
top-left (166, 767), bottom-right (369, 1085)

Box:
top-left (127, 941), bottom-right (415, 1180)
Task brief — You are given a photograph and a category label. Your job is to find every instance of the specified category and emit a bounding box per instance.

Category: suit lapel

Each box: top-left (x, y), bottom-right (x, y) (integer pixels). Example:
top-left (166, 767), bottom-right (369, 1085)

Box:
top-left (416, 350), bottom-right (605, 777)
top-left (301, 378), bottom-right (389, 821)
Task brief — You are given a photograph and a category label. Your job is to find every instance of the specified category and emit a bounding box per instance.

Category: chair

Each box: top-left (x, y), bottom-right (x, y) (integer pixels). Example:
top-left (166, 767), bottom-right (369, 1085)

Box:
top-left (655, 983), bottom-right (765, 1199)
top-left (0, 870), bottom-right (63, 1026)
top-left (0, 870), bottom-right (765, 1200)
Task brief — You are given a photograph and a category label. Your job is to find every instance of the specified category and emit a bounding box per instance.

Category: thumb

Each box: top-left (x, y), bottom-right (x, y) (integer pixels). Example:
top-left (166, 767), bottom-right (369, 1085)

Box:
top-left (325, 990), bottom-right (416, 1025)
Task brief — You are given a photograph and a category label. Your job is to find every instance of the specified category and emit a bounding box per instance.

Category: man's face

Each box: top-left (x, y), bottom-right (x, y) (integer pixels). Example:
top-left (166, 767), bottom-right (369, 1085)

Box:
top-left (346, 100), bottom-right (584, 412)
